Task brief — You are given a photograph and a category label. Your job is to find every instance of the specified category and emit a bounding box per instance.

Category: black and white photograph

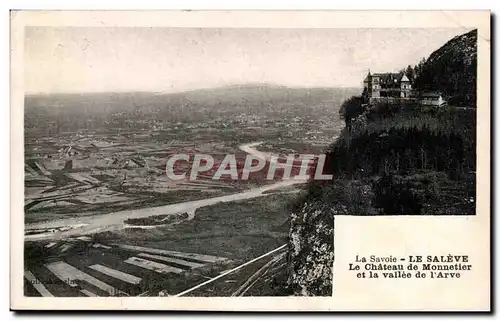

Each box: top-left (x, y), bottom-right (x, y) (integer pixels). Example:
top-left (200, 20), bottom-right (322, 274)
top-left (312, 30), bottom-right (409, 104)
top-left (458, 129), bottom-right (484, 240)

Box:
top-left (10, 11), bottom-right (490, 311)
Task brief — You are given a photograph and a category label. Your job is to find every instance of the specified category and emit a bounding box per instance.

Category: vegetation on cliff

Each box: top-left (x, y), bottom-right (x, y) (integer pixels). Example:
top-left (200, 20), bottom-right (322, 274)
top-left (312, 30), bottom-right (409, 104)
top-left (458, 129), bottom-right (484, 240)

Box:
top-left (413, 29), bottom-right (477, 106)
top-left (285, 29), bottom-right (478, 296)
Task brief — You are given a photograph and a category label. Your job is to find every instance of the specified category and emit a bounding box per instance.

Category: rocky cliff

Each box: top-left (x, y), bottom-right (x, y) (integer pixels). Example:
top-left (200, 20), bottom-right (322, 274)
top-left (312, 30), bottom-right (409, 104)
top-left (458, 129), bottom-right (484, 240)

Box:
top-left (287, 200), bottom-right (337, 296)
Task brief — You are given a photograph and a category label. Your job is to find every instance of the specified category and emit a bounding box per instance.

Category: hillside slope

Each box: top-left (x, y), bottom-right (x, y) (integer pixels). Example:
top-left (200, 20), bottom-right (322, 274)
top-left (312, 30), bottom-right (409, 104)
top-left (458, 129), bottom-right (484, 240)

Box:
top-left (414, 29), bottom-right (477, 106)
top-left (283, 29), bottom-right (478, 296)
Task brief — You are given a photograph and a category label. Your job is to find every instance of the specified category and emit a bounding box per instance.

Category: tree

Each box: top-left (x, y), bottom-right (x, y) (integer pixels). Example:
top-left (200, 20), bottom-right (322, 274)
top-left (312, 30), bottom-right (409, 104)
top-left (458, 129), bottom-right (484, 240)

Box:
top-left (405, 65), bottom-right (414, 81)
top-left (339, 96), bottom-right (365, 128)
top-left (413, 64), bottom-right (420, 79)
top-left (373, 173), bottom-right (424, 215)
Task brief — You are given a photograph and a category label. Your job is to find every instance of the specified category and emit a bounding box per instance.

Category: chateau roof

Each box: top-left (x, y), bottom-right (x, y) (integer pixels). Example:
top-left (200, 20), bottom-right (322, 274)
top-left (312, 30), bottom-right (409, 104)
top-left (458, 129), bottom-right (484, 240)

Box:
top-left (363, 71), bottom-right (371, 82)
top-left (368, 72), bottom-right (412, 84)
top-left (372, 72), bottom-right (399, 77)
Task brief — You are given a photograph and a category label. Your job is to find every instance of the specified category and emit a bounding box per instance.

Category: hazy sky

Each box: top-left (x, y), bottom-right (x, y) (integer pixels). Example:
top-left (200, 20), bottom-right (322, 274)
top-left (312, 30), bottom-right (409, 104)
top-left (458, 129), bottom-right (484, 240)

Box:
top-left (25, 27), bottom-right (468, 94)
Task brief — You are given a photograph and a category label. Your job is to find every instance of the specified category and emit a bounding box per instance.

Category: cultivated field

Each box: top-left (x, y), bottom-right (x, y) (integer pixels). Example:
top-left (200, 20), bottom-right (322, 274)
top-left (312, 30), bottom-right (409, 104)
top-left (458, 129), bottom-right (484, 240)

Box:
top-left (24, 85), bottom-right (353, 296)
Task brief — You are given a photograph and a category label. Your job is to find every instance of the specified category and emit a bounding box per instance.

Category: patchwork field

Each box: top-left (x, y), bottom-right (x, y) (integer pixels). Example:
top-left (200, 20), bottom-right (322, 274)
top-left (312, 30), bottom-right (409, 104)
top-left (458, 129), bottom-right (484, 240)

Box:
top-left (24, 86), bottom-right (351, 296)
top-left (24, 239), bottom-right (232, 297)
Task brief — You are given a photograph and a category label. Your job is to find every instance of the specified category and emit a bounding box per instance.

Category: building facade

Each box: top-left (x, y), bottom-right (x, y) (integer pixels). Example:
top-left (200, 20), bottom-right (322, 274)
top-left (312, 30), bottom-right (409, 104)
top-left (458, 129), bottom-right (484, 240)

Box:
top-left (363, 71), bottom-right (412, 103)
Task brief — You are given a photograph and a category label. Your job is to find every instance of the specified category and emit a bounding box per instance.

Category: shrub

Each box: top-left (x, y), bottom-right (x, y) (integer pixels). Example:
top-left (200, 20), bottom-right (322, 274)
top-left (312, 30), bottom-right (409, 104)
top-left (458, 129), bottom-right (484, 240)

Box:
top-left (372, 171), bottom-right (442, 215)
top-left (339, 96), bottom-right (365, 127)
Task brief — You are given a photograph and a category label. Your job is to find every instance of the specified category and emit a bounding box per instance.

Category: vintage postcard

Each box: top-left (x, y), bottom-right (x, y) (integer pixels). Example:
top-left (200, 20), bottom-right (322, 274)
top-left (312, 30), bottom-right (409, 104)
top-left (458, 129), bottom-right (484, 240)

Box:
top-left (10, 11), bottom-right (491, 311)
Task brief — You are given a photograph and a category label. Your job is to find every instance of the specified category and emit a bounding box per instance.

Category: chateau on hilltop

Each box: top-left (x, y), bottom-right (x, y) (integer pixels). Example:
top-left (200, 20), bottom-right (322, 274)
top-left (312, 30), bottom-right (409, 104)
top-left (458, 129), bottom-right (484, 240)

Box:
top-left (363, 70), bottom-right (448, 106)
top-left (363, 71), bottom-right (412, 103)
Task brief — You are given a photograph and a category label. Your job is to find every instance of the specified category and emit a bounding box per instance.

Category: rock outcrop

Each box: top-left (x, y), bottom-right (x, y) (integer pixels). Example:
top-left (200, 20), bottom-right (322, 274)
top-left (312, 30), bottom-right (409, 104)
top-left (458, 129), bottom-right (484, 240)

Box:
top-left (287, 201), bottom-right (336, 296)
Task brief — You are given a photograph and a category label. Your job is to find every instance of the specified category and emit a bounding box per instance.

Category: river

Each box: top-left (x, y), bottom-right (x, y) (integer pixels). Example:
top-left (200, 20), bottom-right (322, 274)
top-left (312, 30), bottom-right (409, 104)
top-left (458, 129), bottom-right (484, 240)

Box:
top-left (25, 142), bottom-right (306, 241)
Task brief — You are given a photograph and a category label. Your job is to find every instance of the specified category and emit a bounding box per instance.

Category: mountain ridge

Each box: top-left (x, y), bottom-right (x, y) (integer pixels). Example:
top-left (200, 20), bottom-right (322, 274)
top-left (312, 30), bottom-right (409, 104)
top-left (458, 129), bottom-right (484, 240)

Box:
top-left (414, 29), bottom-right (477, 106)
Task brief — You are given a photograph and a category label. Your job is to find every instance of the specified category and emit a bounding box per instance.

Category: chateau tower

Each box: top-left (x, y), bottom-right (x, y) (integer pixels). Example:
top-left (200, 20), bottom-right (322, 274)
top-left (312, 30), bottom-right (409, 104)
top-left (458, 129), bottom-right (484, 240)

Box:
top-left (400, 73), bottom-right (411, 98)
top-left (363, 70), bottom-right (371, 98)
top-left (371, 74), bottom-right (380, 98)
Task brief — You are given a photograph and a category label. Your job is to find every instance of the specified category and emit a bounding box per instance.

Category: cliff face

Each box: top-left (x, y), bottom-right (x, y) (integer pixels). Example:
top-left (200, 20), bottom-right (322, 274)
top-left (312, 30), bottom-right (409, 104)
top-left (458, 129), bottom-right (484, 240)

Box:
top-left (285, 29), bottom-right (477, 296)
top-left (287, 201), bottom-right (336, 296)
top-left (414, 29), bottom-right (477, 106)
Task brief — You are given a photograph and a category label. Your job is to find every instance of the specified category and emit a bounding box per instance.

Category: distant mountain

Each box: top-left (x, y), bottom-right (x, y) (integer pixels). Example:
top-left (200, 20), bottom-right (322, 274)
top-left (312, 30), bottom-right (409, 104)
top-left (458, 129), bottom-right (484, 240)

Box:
top-left (24, 84), bottom-right (359, 135)
top-left (414, 29), bottom-right (477, 106)
top-left (25, 84), bottom-right (358, 116)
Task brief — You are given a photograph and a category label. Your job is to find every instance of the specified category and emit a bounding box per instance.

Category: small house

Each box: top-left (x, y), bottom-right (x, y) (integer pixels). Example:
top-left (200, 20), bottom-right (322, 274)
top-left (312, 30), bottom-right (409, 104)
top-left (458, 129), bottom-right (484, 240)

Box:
top-left (419, 91), bottom-right (447, 106)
